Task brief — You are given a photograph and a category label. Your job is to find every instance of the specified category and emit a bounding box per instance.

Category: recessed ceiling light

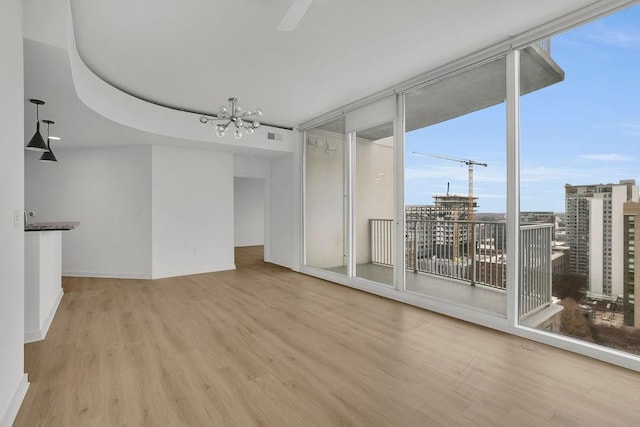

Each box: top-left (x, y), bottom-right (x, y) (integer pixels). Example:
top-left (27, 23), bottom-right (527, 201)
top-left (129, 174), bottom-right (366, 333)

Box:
top-left (48, 136), bottom-right (61, 140)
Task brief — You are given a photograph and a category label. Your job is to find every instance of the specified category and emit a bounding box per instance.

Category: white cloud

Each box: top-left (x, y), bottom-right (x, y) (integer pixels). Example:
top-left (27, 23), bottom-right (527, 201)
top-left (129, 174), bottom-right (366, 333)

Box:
top-left (587, 27), bottom-right (640, 48)
top-left (520, 166), bottom-right (567, 182)
top-left (404, 165), bottom-right (505, 183)
top-left (579, 153), bottom-right (632, 162)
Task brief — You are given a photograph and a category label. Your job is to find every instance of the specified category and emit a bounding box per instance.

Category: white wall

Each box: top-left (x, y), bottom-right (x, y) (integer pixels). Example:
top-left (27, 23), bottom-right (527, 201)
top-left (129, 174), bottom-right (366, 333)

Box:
top-left (152, 145), bottom-right (235, 278)
top-left (270, 154), bottom-right (294, 268)
top-left (25, 146), bottom-right (153, 278)
top-left (0, 1), bottom-right (28, 425)
top-left (234, 178), bottom-right (265, 247)
top-left (234, 155), bottom-right (270, 179)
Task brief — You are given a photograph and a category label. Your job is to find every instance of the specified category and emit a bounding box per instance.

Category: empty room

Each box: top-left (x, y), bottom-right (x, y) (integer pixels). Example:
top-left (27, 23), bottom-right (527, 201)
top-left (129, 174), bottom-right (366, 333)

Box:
top-left (2, 0), bottom-right (640, 425)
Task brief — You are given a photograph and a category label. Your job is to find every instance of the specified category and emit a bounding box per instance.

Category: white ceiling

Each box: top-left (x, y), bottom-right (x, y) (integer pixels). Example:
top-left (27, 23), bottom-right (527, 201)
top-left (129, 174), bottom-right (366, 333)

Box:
top-left (67, 0), bottom-right (598, 128)
top-left (22, 0), bottom-right (602, 152)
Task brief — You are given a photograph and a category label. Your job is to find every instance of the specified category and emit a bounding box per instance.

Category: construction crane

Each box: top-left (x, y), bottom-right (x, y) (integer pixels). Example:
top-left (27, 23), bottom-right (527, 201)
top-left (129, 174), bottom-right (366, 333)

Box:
top-left (413, 152), bottom-right (488, 271)
top-left (412, 152), bottom-right (487, 221)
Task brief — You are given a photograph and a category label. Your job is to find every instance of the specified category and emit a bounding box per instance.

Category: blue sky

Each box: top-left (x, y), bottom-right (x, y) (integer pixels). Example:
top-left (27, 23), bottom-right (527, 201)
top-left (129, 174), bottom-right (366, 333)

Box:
top-left (405, 5), bottom-right (640, 213)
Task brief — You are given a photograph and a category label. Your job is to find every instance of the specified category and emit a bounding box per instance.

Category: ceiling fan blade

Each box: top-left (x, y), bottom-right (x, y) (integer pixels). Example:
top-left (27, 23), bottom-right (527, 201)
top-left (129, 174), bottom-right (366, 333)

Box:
top-left (277, 0), bottom-right (313, 31)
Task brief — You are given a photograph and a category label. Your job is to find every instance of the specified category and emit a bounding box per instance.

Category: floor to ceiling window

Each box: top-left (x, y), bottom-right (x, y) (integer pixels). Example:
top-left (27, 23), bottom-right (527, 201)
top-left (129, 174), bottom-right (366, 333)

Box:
top-left (304, 117), bottom-right (347, 274)
top-left (304, 97), bottom-right (397, 287)
top-left (404, 58), bottom-right (507, 315)
top-left (518, 4), bottom-right (640, 356)
top-left (301, 1), bottom-right (640, 371)
top-left (353, 121), bottom-right (395, 285)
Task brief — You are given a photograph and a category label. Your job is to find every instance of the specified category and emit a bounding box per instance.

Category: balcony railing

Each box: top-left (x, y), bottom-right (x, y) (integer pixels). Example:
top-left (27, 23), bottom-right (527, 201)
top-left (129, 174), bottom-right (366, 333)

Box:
top-left (519, 224), bottom-right (553, 317)
top-left (370, 218), bottom-right (553, 317)
top-left (370, 218), bottom-right (394, 266)
top-left (537, 39), bottom-right (551, 55)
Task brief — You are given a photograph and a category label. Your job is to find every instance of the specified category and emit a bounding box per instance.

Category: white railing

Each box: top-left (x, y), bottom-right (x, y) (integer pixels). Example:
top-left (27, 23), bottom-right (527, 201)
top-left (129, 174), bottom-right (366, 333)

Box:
top-left (370, 219), bottom-right (393, 266)
top-left (405, 220), bottom-right (506, 289)
top-left (519, 224), bottom-right (553, 317)
top-left (370, 219), bottom-right (553, 316)
top-left (537, 39), bottom-right (551, 55)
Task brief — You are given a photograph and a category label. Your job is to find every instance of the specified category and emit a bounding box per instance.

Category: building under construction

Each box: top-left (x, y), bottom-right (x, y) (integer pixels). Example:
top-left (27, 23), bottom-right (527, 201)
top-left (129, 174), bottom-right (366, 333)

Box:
top-left (406, 194), bottom-right (479, 262)
top-left (406, 194), bottom-right (478, 221)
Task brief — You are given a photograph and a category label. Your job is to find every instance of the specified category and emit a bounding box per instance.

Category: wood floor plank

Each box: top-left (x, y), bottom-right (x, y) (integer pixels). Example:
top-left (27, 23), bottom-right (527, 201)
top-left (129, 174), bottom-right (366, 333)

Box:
top-left (14, 246), bottom-right (640, 426)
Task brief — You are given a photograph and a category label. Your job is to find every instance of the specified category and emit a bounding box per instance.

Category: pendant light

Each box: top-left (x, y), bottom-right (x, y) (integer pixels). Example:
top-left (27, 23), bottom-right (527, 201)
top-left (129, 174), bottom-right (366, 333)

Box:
top-left (39, 120), bottom-right (57, 162)
top-left (26, 99), bottom-right (48, 151)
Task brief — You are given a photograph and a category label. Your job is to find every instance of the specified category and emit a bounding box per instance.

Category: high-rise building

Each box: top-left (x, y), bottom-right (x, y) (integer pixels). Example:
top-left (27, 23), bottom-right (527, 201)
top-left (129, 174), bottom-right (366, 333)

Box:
top-left (623, 202), bottom-right (640, 327)
top-left (520, 211), bottom-right (555, 225)
top-left (565, 180), bottom-right (639, 296)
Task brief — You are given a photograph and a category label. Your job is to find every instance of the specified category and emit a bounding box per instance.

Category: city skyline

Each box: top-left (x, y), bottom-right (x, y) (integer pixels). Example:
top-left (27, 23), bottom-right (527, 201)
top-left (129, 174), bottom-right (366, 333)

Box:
top-left (404, 6), bottom-right (640, 213)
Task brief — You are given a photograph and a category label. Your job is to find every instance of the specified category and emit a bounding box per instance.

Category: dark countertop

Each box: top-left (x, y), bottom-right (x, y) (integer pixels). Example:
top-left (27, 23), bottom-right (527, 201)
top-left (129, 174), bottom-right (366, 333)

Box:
top-left (25, 221), bottom-right (80, 232)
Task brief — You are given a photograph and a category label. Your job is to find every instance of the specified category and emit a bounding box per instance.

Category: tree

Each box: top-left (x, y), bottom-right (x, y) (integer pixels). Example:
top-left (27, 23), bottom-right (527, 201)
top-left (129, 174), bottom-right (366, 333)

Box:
top-left (553, 273), bottom-right (587, 301)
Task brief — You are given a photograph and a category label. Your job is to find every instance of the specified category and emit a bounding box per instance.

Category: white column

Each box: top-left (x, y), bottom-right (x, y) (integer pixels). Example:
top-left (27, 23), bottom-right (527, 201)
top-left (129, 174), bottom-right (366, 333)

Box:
top-left (506, 49), bottom-right (520, 326)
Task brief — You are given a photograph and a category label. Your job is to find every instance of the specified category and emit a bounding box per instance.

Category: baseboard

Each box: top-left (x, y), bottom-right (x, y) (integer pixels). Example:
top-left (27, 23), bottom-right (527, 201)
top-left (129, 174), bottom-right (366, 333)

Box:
top-left (41, 288), bottom-right (64, 338)
top-left (62, 271), bottom-right (153, 279)
top-left (62, 265), bottom-right (237, 281)
top-left (151, 263), bottom-right (236, 279)
top-left (267, 258), bottom-right (294, 270)
top-left (24, 329), bottom-right (44, 344)
top-left (25, 288), bottom-right (63, 344)
top-left (0, 374), bottom-right (29, 427)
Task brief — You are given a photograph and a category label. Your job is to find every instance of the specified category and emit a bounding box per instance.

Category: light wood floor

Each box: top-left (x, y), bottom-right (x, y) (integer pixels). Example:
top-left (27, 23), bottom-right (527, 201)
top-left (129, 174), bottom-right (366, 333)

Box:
top-left (15, 246), bottom-right (640, 426)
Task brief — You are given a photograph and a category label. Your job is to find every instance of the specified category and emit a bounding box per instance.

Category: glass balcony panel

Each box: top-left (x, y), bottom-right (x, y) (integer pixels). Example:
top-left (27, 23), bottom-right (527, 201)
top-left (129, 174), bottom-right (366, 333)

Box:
top-left (355, 122), bottom-right (395, 286)
top-left (519, 4), bottom-right (640, 354)
top-left (403, 57), bottom-right (507, 315)
top-left (305, 117), bottom-right (348, 274)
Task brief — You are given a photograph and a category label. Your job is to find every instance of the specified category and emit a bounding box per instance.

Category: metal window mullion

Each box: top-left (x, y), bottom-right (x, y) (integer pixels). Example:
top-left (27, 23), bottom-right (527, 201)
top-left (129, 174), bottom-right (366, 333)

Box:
top-left (301, 130), bottom-right (307, 267)
top-left (347, 131), bottom-right (355, 278)
top-left (506, 50), bottom-right (521, 326)
top-left (548, 227), bottom-right (553, 303)
top-left (394, 95), bottom-right (405, 291)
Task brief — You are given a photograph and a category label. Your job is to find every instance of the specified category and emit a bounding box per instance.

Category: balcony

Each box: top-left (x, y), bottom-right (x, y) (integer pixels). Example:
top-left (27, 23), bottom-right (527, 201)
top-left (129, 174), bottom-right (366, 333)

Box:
top-left (368, 219), bottom-right (558, 323)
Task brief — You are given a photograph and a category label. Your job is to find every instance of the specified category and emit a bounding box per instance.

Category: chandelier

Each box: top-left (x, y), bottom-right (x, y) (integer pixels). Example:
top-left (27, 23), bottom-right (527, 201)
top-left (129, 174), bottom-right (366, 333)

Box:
top-left (199, 97), bottom-right (263, 138)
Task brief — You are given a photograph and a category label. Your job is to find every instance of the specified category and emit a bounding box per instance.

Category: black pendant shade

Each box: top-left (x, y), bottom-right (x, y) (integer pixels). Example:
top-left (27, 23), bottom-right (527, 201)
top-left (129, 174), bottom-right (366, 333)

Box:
top-left (39, 119), bottom-right (58, 162)
top-left (39, 149), bottom-right (57, 162)
top-left (26, 99), bottom-right (48, 152)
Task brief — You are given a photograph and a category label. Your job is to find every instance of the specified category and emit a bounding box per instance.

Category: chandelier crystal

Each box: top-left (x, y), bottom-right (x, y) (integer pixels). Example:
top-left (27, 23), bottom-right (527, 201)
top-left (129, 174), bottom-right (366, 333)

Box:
top-left (199, 97), bottom-right (262, 138)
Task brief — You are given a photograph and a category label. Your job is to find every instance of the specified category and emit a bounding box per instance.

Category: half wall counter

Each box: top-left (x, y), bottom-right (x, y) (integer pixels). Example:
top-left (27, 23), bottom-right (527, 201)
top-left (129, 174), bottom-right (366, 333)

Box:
top-left (24, 222), bottom-right (79, 343)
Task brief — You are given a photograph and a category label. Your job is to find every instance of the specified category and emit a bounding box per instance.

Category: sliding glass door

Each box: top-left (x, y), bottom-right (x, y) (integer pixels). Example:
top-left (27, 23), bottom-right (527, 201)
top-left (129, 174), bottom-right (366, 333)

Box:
top-left (304, 117), bottom-right (348, 274)
top-left (301, 2), bottom-right (640, 371)
top-left (404, 58), bottom-right (507, 315)
top-left (353, 121), bottom-right (395, 286)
